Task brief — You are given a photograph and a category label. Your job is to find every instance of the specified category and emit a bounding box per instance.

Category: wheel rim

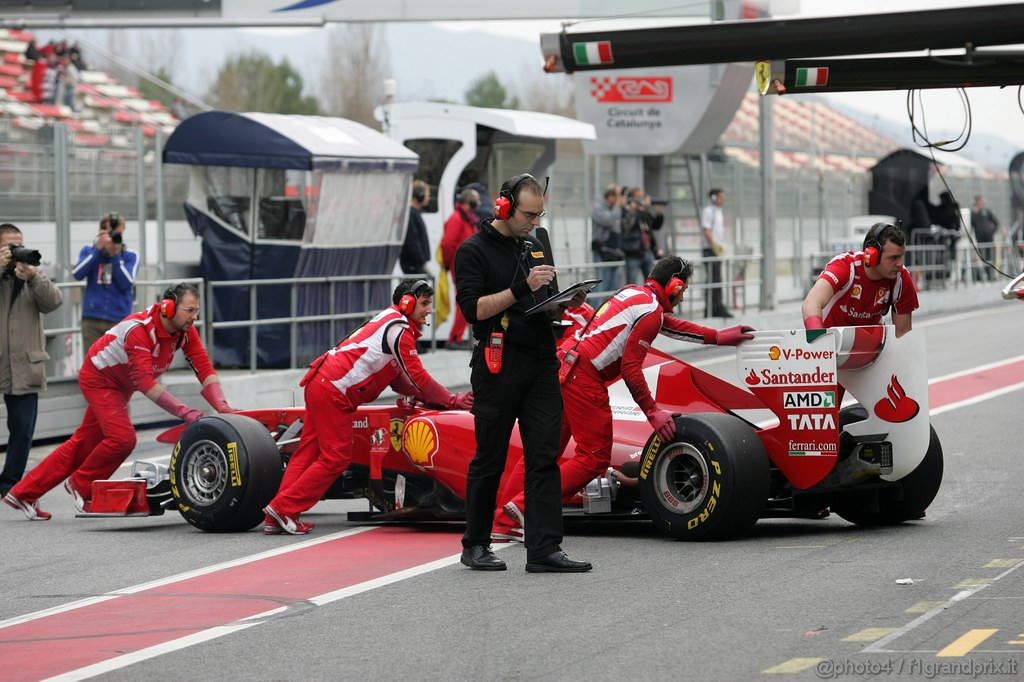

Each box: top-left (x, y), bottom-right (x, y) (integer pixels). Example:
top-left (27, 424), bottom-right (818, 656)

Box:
top-left (652, 442), bottom-right (709, 514)
top-left (181, 439), bottom-right (230, 507)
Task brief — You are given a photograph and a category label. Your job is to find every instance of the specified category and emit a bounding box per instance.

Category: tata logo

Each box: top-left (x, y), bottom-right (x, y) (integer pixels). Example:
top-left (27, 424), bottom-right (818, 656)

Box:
top-left (590, 76), bottom-right (672, 103)
top-left (786, 413), bottom-right (836, 430)
top-left (783, 391), bottom-right (836, 409)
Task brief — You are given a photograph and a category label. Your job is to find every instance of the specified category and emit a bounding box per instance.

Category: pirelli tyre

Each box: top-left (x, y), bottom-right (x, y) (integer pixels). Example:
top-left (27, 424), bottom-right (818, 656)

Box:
top-left (170, 414), bottom-right (284, 533)
top-left (638, 413), bottom-right (770, 540)
top-left (833, 423), bottom-right (944, 526)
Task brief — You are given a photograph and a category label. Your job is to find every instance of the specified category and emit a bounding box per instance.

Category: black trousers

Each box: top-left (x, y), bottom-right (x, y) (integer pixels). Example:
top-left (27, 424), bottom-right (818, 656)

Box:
top-left (703, 248), bottom-right (726, 316)
top-left (1, 393), bottom-right (38, 495)
top-left (462, 345), bottom-right (564, 560)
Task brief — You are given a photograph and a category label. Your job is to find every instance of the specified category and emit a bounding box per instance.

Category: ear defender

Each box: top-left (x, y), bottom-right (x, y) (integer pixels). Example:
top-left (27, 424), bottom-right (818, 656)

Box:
top-left (397, 279), bottom-right (430, 317)
top-left (398, 293), bottom-right (417, 316)
top-left (665, 276), bottom-right (687, 299)
top-left (159, 296), bottom-right (176, 318)
top-left (863, 223), bottom-right (887, 268)
top-left (493, 174), bottom-right (534, 221)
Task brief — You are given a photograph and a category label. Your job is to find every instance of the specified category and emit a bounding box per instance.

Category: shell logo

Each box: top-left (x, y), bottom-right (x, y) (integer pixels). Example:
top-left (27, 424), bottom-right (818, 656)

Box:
top-left (403, 419), bottom-right (439, 468)
top-left (768, 346), bottom-right (781, 361)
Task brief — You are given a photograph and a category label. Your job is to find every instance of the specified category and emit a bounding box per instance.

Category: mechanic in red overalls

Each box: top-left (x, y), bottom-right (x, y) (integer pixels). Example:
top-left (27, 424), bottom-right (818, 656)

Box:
top-left (492, 257), bottom-right (753, 540)
top-left (263, 280), bottom-right (473, 535)
top-left (802, 222), bottom-right (919, 338)
top-left (4, 282), bottom-right (234, 520)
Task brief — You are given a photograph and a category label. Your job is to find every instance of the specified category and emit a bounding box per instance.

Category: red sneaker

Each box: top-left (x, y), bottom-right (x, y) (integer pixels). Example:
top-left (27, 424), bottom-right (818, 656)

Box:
top-left (490, 526), bottom-right (524, 543)
top-left (502, 500), bottom-right (525, 528)
top-left (63, 479), bottom-right (89, 513)
top-left (4, 492), bottom-right (52, 521)
top-left (263, 504), bottom-right (314, 535)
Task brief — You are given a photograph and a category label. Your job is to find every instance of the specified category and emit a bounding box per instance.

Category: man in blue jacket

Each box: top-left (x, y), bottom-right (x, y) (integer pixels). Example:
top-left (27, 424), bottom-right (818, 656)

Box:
top-left (72, 212), bottom-right (139, 350)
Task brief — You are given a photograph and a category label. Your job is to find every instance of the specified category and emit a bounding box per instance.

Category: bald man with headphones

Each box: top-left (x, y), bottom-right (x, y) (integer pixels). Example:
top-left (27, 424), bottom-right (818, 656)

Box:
top-left (263, 279), bottom-right (472, 535)
top-left (492, 256), bottom-right (754, 542)
top-left (5, 282), bottom-right (234, 520)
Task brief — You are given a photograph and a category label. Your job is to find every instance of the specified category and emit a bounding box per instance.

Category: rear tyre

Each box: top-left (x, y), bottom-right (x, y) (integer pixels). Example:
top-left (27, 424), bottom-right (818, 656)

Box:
top-left (833, 424), bottom-right (943, 526)
top-left (171, 414), bottom-right (284, 532)
top-left (638, 413), bottom-right (770, 540)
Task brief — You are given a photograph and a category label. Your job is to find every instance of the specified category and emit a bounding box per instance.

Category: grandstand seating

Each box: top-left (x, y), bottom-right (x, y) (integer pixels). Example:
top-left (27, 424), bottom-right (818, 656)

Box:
top-left (0, 28), bottom-right (178, 146)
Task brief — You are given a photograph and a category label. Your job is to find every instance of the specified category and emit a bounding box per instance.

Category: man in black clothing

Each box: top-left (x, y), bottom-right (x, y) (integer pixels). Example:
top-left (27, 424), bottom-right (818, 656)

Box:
top-left (399, 180), bottom-right (432, 275)
top-left (454, 173), bottom-right (592, 573)
top-left (970, 195), bottom-right (999, 281)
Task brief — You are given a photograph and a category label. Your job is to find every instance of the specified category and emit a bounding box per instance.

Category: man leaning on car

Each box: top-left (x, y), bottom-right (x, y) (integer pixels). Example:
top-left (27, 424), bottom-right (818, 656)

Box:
top-left (262, 279), bottom-right (472, 535)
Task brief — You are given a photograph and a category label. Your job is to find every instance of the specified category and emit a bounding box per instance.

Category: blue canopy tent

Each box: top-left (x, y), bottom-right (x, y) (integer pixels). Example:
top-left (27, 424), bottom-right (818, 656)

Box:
top-left (163, 111), bottom-right (419, 368)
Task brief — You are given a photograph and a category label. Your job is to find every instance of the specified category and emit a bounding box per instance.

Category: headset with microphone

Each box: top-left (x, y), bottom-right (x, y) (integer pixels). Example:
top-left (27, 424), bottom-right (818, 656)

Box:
top-left (862, 222), bottom-right (893, 268)
top-left (494, 174), bottom-right (550, 221)
top-left (396, 279), bottom-right (431, 317)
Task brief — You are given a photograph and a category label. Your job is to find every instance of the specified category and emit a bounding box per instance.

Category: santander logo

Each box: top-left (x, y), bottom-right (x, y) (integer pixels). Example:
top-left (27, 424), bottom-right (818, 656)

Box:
top-left (873, 374), bottom-right (920, 423)
top-left (745, 369), bottom-right (760, 386)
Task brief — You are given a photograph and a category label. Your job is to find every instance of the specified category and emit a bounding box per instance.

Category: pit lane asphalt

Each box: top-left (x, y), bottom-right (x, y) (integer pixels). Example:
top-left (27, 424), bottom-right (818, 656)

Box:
top-left (3, 301), bottom-right (1022, 680)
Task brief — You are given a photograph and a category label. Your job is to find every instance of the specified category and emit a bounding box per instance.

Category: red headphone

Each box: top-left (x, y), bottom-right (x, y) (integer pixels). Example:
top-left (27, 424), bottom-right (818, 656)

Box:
top-left (494, 174), bottom-right (532, 221)
top-left (862, 222), bottom-right (889, 268)
top-left (665, 275), bottom-right (687, 299)
top-left (397, 280), bottom-right (430, 317)
top-left (159, 286), bottom-right (179, 318)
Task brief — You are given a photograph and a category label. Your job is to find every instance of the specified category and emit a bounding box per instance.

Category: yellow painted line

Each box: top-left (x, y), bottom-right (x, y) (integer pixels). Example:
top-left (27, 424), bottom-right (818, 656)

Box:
top-left (937, 629), bottom-right (999, 657)
top-left (763, 658), bottom-right (826, 674)
top-left (1008, 641), bottom-right (1024, 645)
top-left (954, 578), bottom-right (991, 588)
top-left (842, 627), bottom-right (897, 642)
top-left (984, 559), bottom-right (1022, 568)
top-left (905, 601), bottom-right (946, 614)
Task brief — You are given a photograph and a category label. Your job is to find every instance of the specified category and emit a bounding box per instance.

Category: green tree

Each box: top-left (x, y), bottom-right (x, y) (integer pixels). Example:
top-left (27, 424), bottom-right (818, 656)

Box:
top-left (137, 67), bottom-right (176, 108)
top-left (206, 51), bottom-right (320, 115)
top-left (464, 71), bottom-right (519, 109)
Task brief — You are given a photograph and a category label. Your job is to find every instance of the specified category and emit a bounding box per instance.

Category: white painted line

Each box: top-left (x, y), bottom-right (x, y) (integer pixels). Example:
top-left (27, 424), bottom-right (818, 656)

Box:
top-left (42, 547), bottom-right (509, 681)
top-left (0, 526), bottom-right (376, 631)
top-left (930, 382), bottom-right (1024, 416)
top-left (928, 354), bottom-right (1024, 384)
top-left (863, 556), bottom-right (1024, 653)
top-left (43, 622), bottom-right (264, 682)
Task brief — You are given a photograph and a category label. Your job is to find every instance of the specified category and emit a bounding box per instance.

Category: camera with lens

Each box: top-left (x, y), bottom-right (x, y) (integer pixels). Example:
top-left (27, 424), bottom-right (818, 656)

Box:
top-left (107, 212), bottom-right (123, 244)
top-left (7, 245), bottom-right (42, 267)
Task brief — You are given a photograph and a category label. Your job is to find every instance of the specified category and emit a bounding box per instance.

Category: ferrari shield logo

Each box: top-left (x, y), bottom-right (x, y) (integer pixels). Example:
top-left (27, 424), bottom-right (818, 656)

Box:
top-left (389, 418), bottom-right (404, 452)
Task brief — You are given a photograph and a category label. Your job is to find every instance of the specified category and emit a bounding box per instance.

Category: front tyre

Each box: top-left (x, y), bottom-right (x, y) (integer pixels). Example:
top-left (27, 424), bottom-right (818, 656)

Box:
top-left (638, 413), bottom-right (770, 540)
top-left (171, 414), bottom-right (284, 532)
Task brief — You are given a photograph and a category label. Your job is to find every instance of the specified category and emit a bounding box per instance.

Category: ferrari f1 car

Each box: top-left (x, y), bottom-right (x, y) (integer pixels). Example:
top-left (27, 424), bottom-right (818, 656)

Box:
top-left (113, 325), bottom-right (941, 540)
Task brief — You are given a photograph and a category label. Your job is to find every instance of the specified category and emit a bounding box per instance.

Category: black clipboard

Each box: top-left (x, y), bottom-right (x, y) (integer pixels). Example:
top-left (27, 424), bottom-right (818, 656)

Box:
top-left (524, 279), bottom-right (602, 316)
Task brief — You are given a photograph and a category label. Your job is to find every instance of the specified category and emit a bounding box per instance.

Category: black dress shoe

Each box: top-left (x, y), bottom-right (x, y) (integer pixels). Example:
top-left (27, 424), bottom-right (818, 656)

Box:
top-left (525, 550), bottom-right (593, 573)
top-left (461, 545), bottom-right (507, 571)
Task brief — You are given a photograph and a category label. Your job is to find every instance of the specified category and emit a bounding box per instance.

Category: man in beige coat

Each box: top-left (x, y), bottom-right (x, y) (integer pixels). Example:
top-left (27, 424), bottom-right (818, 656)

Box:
top-left (0, 224), bottom-right (62, 499)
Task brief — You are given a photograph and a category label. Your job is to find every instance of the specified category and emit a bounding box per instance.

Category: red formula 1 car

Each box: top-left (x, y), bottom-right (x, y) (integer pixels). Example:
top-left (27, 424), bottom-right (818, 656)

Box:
top-left (116, 325), bottom-right (942, 540)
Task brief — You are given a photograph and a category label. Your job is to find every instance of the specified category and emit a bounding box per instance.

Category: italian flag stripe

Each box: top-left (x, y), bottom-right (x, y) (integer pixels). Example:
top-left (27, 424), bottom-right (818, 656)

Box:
top-left (795, 67), bottom-right (829, 87)
top-left (573, 41), bottom-right (613, 66)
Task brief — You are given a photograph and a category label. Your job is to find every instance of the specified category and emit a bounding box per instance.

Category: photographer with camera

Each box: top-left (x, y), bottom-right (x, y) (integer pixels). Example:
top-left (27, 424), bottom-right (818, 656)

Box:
top-left (591, 184), bottom-right (624, 294)
top-left (0, 224), bottom-right (62, 497)
top-left (72, 211), bottom-right (139, 350)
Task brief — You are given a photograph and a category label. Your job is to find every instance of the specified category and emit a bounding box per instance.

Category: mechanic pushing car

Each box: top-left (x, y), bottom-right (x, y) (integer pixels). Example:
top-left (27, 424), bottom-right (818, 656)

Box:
top-left (4, 282), bottom-right (235, 520)
top-left (492, 256), bottom-right (754, 541)
top-left (802, 222), bottom-right (919, 338)
top-left (263, 279), bottom-right (473, 535)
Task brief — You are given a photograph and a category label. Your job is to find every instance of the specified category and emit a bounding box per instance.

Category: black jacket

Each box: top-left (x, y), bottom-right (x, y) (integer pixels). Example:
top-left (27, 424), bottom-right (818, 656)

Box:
top-left (399, 206), bottom-right (431, 275)
top-left (453, 220), bottom-right (558, 357)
